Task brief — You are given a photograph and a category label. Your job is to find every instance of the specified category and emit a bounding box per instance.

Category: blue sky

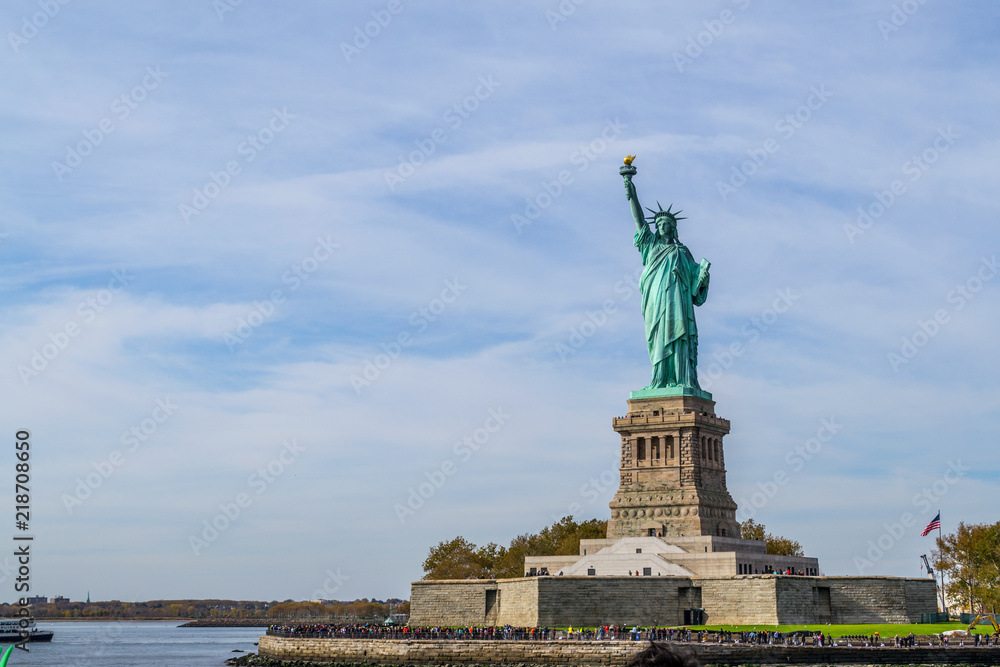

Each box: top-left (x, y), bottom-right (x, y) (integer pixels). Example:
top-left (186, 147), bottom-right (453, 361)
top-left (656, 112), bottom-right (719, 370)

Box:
top-left (1, 1), bottom-right (998, 603)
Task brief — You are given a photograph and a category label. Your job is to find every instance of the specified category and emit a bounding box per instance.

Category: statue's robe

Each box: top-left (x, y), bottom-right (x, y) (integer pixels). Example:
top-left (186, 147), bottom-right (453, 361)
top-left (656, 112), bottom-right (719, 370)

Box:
top-left (634, 224), bottom-right (710, 389)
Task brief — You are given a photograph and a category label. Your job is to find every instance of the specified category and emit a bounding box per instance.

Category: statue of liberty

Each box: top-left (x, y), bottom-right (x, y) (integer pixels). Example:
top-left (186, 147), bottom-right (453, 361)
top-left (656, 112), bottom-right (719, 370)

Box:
top-left (620, 157), bottom-right (711, 395)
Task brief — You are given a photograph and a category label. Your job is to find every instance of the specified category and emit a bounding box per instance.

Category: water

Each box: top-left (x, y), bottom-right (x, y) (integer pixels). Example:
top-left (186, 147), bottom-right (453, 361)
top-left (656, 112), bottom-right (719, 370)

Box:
top-left (0, 621), bottom-right (264, 666)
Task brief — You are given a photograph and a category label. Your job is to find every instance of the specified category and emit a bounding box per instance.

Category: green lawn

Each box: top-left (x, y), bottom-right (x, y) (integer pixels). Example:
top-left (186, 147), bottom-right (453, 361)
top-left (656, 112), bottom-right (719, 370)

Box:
top-left (685, 623), bottom-right (993, 637)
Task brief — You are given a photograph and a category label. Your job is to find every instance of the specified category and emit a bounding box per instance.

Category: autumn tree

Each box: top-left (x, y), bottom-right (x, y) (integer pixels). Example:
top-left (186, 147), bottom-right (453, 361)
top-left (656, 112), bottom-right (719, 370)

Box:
top-left (422, 536), bottom-right (504, 580)
top-left (266, 601), bottom-right (329, 619)
top-left (494, 516), bottom-right (607, 578)
top-left (422, 517), bottom-right (608, 580)
top-left (740, 518), bottom-right (766, 542)
top-left (933, 521), bottom-right (1000, 613)
top-left (740, 518), bottom-right (804, 557)
top-left (338, 600), bottom-right (386, 619)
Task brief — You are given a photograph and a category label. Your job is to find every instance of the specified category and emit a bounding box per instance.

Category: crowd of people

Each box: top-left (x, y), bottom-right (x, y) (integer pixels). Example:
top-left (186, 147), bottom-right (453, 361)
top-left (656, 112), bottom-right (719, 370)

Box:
top-left (971, 633), bottom-right (998, 646)
top-left (766, 566), bottom-right (811, 575)
top-left (721, 629), bottom-right (830, 646)
top-left (939, 632), bottom-right (999, 647)
top-left (267, 624), bottom-right (564, 640)
top-left (265, 624), bottom-right (718, 642)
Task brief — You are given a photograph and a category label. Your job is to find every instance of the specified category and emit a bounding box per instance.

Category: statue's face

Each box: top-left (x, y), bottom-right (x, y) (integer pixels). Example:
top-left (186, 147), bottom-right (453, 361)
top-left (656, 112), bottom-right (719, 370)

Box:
top-left (655, 216), bottom-right (676, 239)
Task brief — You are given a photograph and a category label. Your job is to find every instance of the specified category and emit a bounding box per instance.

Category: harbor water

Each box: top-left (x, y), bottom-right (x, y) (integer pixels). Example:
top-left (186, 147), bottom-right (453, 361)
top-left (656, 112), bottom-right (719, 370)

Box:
top-left (0, 621), bottom-right (262, 666)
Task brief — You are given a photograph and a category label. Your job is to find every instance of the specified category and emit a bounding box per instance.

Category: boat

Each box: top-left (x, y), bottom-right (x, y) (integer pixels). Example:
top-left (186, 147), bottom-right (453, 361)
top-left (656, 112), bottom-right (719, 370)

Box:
top-left (0, 619), bottom-right (53, 643)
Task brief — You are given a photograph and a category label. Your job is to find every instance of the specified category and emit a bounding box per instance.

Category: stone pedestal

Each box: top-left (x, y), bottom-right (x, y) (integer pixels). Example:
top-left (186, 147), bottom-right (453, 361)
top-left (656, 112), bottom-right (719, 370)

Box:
top-left (607, 391), bottom-right (740, 539)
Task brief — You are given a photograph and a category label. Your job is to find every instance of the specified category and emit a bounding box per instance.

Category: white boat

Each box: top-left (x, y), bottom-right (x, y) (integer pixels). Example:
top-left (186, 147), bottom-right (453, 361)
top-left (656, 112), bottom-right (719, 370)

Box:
top-left (0, 619), bottom-right (53, 643)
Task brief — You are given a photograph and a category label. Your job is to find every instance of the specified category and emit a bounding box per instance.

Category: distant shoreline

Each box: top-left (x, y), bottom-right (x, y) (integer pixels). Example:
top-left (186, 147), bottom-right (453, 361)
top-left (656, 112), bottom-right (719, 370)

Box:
top-left (38, 618), bottom-right (200, 623)
top-left (26, 618), bottom-right (321, 627)
top-left (181, 619), bottom-right (270, 628)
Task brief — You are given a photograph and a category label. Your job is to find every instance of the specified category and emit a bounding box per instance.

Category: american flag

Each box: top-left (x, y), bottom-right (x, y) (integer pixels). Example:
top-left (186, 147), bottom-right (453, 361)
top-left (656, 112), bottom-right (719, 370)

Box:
top-left (921, 512), bottom-right (941, 536)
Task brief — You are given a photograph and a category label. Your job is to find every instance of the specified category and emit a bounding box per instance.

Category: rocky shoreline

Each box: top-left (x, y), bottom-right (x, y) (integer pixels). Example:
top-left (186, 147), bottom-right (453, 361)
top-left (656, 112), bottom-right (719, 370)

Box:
top-left (228, 655), bottom-right (1000, 667)
top-left (233, 638), bottom-right (1000, 667)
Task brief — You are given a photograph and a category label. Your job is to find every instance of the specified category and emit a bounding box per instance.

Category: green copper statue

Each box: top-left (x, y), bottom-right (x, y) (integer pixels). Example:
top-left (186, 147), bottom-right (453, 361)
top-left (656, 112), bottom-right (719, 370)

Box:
top-left (620, 156), bottom-right (711, 396)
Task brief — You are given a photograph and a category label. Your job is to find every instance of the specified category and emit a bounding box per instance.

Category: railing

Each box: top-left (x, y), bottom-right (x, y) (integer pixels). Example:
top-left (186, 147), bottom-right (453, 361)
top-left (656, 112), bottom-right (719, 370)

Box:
top-left (613, 413), bottom-right (730, 427)
top-left (267, 627), bottom-right (557, 640)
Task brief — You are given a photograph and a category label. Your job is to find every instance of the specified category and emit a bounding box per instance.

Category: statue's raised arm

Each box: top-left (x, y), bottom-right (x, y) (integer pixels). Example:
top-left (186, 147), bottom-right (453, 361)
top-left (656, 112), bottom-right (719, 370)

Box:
top-left (620, 155), bottom-right (645, 232)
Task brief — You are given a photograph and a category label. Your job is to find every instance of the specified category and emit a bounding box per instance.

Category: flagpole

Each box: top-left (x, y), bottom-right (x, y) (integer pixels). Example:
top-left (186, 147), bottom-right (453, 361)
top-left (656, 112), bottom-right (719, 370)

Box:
top-left (937, 509), bottom-right (948, 616)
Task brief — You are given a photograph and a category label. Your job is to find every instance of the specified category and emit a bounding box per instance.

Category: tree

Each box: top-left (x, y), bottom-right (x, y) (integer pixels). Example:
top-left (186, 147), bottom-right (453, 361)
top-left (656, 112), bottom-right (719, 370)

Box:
top-left (765, 535), bottom-right (805, 557)
top-left (980, 522), bottom-right (1000, 612)
top-left (266, 601), bottom-right (329, 619)
top-left (934, 521), bottom-right (1000, 613)
top-left (422, 536), bottom-right (501, 580)
top-left (422, 517), bottom-right (608, 580)
top-left (495, 516), bottom-right (607, 578)
top-left (740, 519), bottom-right (804, 557)
top-left (740, 518), bottom-right (766, 542)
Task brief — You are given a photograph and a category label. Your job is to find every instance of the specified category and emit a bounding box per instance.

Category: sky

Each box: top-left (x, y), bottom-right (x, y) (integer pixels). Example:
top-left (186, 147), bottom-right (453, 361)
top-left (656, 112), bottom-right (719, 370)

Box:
top-left (1, 1), bottom-right (997, 604)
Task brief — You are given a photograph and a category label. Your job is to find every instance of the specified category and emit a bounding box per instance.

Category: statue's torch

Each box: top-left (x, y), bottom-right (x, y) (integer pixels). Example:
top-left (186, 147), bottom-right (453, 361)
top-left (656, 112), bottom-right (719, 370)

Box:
top-left (621, 155), bottom-right (637, 199)
top-left (620, 154), bottom-right (637, 178)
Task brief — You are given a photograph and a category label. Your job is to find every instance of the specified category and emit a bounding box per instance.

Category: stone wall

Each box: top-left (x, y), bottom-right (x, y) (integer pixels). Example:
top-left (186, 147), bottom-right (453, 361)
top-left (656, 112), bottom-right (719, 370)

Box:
top-left (257, 637), bottom-right (643, 665)
top-left (410, 578), bottom-right (545, 627)
top-left (694, 575), bottom-right (938, 625)
top-left (905, 577), bottom-right (940, 619)
top-left (825, 576), bottom-right (938, 623)
top-left (496, 578), bottom-right (539, 626)
top-left (258, 637), bottom-right (1000, 665)
top-left (535, 576), bottom-right (688, 626)
top-left (699, 576), bottom-right (778, 625)
top-left (409, 580), bottom-right (499, 626)
top-left (410, 575), bottom-right (938, 627)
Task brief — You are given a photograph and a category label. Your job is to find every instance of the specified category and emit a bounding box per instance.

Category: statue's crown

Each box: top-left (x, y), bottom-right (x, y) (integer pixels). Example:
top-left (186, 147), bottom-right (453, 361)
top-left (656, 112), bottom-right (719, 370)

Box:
top-left (644, 202), bottom-right (686, 224)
